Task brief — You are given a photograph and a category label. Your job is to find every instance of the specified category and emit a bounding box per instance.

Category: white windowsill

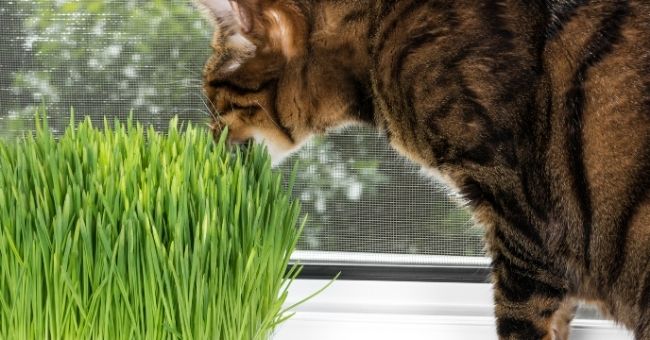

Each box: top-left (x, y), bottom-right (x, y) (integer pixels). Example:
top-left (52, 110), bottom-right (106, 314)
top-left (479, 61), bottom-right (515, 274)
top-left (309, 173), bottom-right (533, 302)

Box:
top-left (274, 280), bottom-right (633, 340)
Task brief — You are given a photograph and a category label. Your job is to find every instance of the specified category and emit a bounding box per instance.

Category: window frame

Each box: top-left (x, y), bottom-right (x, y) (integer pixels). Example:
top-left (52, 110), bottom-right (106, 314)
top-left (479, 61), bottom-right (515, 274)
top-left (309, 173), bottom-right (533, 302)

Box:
top-left (291, 251), bottom-right (492, 282)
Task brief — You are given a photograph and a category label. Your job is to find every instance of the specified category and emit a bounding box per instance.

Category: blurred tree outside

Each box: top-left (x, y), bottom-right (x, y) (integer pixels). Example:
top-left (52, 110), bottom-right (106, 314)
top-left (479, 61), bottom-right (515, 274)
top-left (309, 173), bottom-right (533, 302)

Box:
top-left (0, 0), bottom-right (481, 257)
top-left (0, 0), bottom-right (36, 136)
top-left (2, 0), bottom-right (213, 133)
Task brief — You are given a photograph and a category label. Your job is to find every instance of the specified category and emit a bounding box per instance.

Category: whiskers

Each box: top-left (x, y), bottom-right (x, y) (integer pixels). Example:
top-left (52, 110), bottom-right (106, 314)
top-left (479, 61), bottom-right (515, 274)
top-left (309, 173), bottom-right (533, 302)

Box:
top-left (254, 100), bottom-right (285, 132)
top-left (192, 93), bottom-right (225, 135)
top-left (178, 65), bottom-right (205, 78)
top-left (191, 93), bottom-right (220, 120)
top-left (173, 65), bottom-right (220, 118)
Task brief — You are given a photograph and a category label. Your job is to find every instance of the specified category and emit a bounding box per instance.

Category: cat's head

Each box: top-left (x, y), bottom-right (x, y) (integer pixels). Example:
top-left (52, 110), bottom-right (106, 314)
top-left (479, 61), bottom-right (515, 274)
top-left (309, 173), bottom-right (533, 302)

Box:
top-left (196, 0), bottom-right (373, 165)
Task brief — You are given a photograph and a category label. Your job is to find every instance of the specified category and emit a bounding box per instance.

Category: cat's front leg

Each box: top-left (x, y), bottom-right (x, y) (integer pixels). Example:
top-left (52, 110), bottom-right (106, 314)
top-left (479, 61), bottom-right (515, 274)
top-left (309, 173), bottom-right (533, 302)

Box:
top-left (492, 252), bottom-right (568, 340)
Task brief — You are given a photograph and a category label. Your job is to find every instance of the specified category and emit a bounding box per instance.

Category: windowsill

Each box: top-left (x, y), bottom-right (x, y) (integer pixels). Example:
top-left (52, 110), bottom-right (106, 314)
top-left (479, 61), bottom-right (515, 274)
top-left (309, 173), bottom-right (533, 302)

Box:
top-left (274, 280), bottom-right (633, 340)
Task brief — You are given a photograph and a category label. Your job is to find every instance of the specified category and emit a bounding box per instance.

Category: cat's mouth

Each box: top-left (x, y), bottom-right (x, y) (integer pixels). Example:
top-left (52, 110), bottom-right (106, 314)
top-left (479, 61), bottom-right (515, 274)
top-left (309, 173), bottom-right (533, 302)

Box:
top-left (228, 138), bottom-right (255, 158)
top-left (217, 127), bottom-right (288, 166)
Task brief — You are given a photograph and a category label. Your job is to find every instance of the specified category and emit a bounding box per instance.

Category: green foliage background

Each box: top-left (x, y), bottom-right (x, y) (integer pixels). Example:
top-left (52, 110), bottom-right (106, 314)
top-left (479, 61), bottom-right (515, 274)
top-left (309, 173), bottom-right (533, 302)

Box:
top-left (0, 0), bottom-right (481, 257)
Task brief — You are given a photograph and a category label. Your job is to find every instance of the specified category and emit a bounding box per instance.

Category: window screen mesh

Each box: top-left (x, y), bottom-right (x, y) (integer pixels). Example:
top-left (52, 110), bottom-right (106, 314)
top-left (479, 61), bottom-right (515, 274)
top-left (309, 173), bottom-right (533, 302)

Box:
top-left (0, 0), bottom-right (484, 263)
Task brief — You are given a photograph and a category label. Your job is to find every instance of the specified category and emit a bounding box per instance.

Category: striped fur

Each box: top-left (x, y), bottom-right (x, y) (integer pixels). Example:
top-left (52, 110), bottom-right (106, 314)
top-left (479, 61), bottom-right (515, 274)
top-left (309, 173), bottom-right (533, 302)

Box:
top-left (198, 1), bottom-right (650, 338)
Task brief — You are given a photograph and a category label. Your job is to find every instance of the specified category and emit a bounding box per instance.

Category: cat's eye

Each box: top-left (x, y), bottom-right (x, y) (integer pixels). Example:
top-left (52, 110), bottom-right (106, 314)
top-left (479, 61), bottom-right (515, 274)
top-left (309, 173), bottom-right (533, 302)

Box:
top-left (229, 103), bottom-right (258, 117)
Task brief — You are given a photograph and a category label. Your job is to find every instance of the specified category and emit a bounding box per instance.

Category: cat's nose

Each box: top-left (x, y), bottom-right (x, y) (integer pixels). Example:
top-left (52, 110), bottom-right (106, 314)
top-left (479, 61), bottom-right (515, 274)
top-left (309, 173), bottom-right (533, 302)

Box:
top-left (228, 137), bottom-right (255, 152)
top-left (228, 137), bottom-right (253, 146)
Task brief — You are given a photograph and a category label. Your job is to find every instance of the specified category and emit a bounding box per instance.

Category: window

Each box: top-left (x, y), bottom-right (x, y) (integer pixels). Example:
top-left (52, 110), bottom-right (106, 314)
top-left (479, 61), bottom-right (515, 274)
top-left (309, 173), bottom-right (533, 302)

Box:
top-left (280, 128), bottom-right (491, 281)
top-left (1, 0), bottom-right (483, 277)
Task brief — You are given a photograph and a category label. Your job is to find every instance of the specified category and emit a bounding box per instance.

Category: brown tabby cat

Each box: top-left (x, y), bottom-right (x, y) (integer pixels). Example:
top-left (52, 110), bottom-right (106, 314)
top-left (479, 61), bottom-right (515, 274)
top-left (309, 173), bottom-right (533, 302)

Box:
top-left (196, 0), bottom-right (650, 339)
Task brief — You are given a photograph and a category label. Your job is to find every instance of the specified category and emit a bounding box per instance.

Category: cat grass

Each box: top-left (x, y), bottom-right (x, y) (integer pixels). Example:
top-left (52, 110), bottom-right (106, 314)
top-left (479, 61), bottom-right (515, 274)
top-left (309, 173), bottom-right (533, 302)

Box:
top-left (0, 113), bottom-right (322, 339)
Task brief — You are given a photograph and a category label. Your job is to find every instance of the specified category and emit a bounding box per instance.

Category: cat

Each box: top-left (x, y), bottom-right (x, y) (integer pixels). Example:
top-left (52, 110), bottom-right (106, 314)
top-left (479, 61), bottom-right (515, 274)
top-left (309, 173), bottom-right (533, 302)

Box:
top-left (195, 0), bottom-right (650, 339)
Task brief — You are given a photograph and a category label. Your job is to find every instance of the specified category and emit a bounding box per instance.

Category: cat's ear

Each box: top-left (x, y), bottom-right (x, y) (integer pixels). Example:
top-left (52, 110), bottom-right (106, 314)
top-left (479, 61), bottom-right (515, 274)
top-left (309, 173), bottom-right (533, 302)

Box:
top-left (228, 0), bottom-right (257, 33)
top-left (196, 0), bottom-right (255, 33)
top-left (195, 0), bottom-right (257, 74)
top-left (197, 0), bottom-right (304, 59)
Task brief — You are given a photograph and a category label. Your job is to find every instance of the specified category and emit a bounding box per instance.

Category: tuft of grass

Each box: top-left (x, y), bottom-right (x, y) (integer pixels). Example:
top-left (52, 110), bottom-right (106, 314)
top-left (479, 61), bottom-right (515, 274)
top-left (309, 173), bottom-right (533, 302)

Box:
top-left (0, 111), bottom-right (317, 339)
